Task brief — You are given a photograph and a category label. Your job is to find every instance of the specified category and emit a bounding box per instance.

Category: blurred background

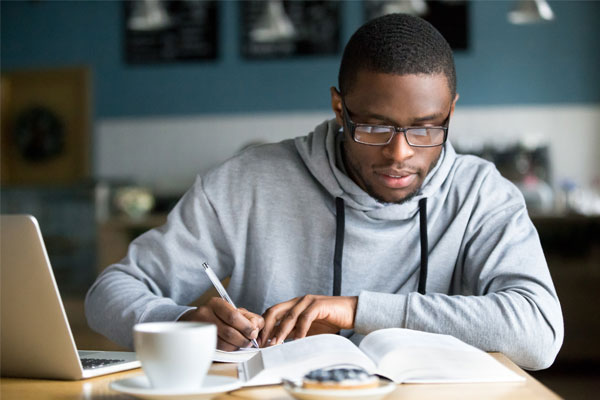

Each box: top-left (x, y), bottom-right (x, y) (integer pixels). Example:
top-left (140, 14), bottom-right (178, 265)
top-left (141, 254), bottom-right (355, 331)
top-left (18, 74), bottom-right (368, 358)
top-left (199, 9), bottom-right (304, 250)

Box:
top-left (1, 1), bottom-right (599, 397)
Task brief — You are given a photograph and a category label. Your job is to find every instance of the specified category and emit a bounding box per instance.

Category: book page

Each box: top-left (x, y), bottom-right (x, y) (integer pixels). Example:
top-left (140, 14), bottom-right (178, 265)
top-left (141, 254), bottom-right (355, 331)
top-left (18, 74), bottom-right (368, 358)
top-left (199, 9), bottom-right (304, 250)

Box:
top-left (213, 347), bottom-right (259, 363)
top-left (359, 328), bottom-right (524, 383)
top-left (240, 334), bottom-right (377, 386)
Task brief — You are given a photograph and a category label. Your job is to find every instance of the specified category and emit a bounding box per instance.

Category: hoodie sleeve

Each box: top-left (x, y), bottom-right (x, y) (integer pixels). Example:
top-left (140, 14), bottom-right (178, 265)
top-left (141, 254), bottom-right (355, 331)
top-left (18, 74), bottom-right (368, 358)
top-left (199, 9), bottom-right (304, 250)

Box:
top-left (85, 176), bottom-right (233, 349)
top-left (354, 171), bottom-right (564, 371)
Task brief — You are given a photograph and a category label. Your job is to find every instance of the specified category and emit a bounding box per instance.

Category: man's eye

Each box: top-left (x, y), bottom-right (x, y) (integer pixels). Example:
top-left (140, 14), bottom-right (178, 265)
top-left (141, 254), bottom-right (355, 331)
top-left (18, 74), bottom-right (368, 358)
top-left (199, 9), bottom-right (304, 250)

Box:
top-left (370, 126), bottom-right (392, 134)
top-left (357, 125), bottom-right (390, 134)
top-left (409, 128), bottom-right (428, 136)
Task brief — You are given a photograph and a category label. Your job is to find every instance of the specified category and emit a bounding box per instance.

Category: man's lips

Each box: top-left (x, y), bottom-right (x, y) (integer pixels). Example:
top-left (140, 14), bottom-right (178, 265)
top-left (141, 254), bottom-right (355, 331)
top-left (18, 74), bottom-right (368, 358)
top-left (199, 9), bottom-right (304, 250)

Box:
top-left (375, 169), bottom-right (417, 189)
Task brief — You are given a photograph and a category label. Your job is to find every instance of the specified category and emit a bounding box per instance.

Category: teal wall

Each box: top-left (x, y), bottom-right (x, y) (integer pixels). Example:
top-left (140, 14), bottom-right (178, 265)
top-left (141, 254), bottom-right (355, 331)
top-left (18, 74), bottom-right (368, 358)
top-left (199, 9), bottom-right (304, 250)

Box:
top-left (2, 0), bottom-right (599, 118)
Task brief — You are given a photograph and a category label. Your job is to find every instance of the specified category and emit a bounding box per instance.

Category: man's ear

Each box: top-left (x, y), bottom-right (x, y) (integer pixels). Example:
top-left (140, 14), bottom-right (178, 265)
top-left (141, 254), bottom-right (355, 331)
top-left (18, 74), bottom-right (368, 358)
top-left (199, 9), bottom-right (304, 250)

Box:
top-left (450, 93), bottom-right (460, 116)
top-left (330, 87), bottom-right (344, 128)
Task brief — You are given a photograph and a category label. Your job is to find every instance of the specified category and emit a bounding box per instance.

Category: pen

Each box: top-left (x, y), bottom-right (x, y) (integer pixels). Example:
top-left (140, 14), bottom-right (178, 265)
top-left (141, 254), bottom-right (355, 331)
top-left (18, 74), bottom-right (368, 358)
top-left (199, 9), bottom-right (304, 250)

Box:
top-left (202, 262), bottom-right (260, 349)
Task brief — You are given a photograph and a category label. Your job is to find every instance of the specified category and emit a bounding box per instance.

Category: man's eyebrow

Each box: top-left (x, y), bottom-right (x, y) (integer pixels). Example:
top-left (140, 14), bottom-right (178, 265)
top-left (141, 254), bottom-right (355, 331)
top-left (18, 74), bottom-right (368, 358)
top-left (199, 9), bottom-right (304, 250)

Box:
top-left (411, 112), bottom-right (446, 124)
top-left (360, 111), bottom-right (446, 125)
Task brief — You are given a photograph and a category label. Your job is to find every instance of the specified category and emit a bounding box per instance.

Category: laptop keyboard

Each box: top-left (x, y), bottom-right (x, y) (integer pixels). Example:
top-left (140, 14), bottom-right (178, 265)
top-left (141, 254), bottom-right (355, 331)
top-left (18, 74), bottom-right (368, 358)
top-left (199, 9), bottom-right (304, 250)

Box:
top-left (81, 358), bottom-right (126, 369)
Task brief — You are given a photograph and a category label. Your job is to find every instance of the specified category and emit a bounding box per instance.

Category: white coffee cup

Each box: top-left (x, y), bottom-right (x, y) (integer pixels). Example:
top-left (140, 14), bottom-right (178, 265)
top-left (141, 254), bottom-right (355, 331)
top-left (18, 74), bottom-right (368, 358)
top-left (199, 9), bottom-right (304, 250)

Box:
top-left (133, 321), bottom-right (217, 390)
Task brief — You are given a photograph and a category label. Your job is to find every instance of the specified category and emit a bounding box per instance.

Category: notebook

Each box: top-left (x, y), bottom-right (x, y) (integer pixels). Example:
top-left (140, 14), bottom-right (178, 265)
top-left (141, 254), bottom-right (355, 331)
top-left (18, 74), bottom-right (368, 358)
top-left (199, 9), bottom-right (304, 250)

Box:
top-left (0, 214), bottom-right (140, 379)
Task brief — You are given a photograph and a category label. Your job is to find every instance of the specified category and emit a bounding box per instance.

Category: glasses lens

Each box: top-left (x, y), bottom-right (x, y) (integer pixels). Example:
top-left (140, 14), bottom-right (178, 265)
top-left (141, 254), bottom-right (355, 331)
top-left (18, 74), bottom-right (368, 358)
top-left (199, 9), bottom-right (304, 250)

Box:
top-left (354, 125), bottom-right (394, 144)
top-left (406, 128), bottom-right (445, 146)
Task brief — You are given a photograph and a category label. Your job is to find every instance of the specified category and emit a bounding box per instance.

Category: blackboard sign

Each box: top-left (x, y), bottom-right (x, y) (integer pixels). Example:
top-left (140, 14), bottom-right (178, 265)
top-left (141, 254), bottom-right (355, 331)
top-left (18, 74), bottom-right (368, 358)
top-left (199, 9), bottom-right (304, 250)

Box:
top-left (124, 0), bottom-right (218, 64)
top-left (241, 0), bottom-right (341, 59)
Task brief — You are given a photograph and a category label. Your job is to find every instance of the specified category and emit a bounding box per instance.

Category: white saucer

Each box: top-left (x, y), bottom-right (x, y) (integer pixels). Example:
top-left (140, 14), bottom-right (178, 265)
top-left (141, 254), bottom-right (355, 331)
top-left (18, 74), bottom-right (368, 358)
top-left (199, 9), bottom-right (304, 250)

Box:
top-left (110, 374), bottom-right (242, 400)
top-left (283, 380), bottom-right (396, 400)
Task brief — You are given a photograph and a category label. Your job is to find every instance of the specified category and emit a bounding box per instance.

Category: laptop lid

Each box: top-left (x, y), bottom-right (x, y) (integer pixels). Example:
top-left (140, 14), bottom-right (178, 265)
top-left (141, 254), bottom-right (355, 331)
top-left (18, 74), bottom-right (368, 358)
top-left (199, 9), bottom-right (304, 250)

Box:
top-left (0, 214), bottom-right (138, 379)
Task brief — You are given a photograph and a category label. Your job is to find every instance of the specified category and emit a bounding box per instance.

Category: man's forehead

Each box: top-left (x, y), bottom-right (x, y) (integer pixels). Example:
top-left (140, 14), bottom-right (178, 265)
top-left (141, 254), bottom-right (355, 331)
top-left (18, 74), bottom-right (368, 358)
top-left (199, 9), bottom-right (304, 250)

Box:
top-left (346, 72), bottom-right (450, 102)
top-left (351, 70), bottom-right (450, 92)
top-left (345, 71), bottom-right (452, 118)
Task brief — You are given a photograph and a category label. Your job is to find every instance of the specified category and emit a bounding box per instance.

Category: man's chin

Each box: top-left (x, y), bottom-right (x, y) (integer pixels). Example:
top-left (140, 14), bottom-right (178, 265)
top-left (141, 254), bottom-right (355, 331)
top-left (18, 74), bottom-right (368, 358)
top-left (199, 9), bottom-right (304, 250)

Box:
top-left (371, 186), bottom-right (420, 205)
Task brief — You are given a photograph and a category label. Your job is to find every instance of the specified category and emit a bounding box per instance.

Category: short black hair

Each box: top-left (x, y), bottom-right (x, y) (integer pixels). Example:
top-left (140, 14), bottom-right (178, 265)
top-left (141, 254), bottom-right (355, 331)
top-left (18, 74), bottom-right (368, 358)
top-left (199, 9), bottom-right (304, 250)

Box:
top-left (338, 13), bottom-right (456, 98)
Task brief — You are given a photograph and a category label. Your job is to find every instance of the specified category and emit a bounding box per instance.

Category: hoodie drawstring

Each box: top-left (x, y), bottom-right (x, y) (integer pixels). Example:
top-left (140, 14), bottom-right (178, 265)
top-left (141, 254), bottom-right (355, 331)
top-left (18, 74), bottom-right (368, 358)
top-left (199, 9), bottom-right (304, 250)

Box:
top-left (333, 197), bottom-right (345, 296)
top-left (418, 198), bottom-right (428, 295)
top-left (332, 197), bottom-right (429, 297)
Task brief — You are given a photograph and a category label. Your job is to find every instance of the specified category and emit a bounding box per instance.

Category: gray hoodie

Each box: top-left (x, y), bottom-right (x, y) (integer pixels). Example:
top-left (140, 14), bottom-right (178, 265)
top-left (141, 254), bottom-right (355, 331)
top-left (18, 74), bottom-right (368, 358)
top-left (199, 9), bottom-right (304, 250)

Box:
top-left (85, 119), bottom-right (563, 370)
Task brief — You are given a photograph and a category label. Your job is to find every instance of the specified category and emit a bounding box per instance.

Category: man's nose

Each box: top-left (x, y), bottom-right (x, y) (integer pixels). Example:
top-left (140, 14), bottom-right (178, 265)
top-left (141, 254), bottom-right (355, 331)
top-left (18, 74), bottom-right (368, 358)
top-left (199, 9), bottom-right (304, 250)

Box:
top-left (382, 131), bottom-right (415, 162)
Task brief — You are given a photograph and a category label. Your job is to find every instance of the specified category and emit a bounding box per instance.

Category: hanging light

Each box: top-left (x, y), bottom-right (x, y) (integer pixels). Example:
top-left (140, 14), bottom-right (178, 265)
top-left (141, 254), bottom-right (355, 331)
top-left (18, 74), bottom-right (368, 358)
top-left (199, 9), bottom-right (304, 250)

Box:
top-left (250, 0), bottom-right (296, 43)
top-left (508, 0), bottom-right (555, 24)
top-left (381, 0), bottom-right (429, 17)
top-left (128, 0), bottom-right (171, 31)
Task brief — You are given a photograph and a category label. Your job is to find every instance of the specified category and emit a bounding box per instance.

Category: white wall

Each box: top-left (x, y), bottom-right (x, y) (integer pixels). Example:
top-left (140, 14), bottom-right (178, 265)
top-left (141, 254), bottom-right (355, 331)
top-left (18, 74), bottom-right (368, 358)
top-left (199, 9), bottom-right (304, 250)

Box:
top-left (95, 104), bottom-right (600, 195)
top-left (95, 112), bottom-right (331, 194)
top-left (451, 104), bottom-right (600, 190)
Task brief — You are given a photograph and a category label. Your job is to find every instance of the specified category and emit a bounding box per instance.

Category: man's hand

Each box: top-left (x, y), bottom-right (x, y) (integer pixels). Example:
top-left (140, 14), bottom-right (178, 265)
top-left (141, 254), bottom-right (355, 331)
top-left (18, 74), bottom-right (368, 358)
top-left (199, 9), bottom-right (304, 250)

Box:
top-left (178, 297), bottom-right (264, 351)
top-left (259, 295), bottom-right (358, 346)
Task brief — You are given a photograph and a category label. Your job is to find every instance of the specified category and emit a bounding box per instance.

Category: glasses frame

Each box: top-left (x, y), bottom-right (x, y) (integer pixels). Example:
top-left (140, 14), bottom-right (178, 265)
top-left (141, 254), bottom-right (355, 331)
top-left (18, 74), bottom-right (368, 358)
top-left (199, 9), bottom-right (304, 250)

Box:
top-left (341, 100), bottom-right (451, 148)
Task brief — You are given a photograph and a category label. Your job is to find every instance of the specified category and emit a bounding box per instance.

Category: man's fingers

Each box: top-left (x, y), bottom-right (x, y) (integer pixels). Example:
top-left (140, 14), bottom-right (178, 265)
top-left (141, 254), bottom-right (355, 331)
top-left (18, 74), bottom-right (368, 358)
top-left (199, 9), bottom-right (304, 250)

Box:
top-left (290, 303), bottom-right (322, 339)
top-left (269, 296), bottom-right (315, 345)
top-left (210, 298), bottom-right (258, 339)
top-left (184, 305), bottom-right (248, 350)
top-left (240, 308), bottom-right (265, 332)
top-left (269, 311), bottom-right (300, 345)
top-left (217, 338), bottom-right (240, 351)
top-left (260, 298), bottom-right (298, 346)
top-left (179, 299), bottom-right (268, 350)
top-left (259, 307), bottom-right (283, 346)
top-left (238, 310), bottom-right (262, 346)
top-left (208, 298), bottom-right (265, 349)
top-left (217, 322), bottom-right (254, 349)
top-left (261, 295), bottom-right (357, 346)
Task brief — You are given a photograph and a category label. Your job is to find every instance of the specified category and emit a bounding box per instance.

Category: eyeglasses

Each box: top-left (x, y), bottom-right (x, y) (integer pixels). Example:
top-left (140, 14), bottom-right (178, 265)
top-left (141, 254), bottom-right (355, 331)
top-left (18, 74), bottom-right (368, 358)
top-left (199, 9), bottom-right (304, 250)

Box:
top-left (342, 100), bottom-right (450, 147)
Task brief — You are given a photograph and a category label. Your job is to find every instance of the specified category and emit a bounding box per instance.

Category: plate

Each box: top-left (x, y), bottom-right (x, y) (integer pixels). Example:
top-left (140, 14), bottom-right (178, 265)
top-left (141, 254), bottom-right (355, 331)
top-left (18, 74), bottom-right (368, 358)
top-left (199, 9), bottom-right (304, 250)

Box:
top-left (110, 374), bottom-right (242, 400)
top-left (283, 380), bottom-right (397, 400)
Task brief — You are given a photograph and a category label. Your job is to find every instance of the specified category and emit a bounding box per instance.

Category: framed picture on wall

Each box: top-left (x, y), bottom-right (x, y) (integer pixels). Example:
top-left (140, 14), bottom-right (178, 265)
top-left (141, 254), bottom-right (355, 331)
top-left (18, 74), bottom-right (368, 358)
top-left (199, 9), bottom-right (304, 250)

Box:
top-left (124, 0), bottom-right (218, 63)
top-left (364, 0), bottom-right (470, 50)
top-left (1, 67), bottom-right (91, 185)
top-left (241, 0), bottom-right (341, 59)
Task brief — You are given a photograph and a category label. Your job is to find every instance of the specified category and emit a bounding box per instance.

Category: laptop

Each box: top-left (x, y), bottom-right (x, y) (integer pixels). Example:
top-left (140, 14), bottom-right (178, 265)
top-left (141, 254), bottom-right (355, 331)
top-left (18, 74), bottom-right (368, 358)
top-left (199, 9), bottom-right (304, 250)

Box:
top-left (0, 214), bottom-right (140, 379)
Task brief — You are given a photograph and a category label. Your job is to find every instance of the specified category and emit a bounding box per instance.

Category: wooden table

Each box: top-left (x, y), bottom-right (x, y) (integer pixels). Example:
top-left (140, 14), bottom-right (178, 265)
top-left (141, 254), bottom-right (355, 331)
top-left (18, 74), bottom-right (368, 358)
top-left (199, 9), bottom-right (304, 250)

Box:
top-left (0, 353), bottom-right (560, 399)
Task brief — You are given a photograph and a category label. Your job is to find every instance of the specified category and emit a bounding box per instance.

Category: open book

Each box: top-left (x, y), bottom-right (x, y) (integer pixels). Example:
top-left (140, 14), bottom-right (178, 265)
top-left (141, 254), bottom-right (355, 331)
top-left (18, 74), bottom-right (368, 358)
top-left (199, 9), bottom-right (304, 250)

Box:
top-left (237, 328), bottom-right (525, 386)
top-left (214, 347), bottom-right (259, 363)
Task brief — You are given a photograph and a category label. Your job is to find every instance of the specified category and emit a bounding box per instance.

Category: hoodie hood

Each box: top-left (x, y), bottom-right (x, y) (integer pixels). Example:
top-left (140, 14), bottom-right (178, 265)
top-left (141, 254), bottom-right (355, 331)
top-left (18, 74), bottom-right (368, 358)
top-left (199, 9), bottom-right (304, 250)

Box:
top-left (295, 119), bottom-right (457, 220)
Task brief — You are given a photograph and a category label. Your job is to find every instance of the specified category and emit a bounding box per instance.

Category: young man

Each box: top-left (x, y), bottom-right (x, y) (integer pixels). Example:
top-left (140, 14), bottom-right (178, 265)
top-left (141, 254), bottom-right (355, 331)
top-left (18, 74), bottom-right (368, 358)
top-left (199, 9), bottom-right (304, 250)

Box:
top-left (86, 14), bottom-right (563, 370)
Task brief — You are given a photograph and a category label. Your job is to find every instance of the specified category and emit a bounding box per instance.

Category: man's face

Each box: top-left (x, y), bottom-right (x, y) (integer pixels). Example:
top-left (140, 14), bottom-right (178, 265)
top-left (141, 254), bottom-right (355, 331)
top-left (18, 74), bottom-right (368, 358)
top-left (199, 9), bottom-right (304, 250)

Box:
top-left (331, 71), bottom-right (458, 204)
